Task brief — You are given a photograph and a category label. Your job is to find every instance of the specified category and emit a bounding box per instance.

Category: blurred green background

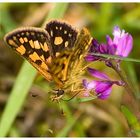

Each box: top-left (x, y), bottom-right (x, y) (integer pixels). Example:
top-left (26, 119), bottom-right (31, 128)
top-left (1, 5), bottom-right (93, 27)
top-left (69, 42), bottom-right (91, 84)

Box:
top-left (0, 3), bottom-right (140, 137)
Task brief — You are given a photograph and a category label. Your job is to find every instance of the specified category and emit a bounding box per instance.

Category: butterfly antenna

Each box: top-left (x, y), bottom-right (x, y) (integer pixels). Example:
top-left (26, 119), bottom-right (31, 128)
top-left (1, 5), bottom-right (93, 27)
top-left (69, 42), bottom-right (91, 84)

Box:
top-left (61, 91), bottom-right (81, 102)
top-left (81, 62), bottom-right (93, 71)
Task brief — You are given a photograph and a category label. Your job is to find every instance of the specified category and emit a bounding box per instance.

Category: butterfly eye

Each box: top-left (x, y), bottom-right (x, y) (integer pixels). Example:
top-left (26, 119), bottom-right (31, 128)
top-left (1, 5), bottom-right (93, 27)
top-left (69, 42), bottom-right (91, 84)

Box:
top-left (57, 89), bottom-right (65, 96)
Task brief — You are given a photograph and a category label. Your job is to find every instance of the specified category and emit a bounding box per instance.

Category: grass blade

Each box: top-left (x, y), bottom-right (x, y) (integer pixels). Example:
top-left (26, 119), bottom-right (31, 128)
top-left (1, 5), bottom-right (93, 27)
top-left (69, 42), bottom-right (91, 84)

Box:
top-left (0, 62), bottom-right (36, 136)
top-left (121, 105), bottom-right (140, 137)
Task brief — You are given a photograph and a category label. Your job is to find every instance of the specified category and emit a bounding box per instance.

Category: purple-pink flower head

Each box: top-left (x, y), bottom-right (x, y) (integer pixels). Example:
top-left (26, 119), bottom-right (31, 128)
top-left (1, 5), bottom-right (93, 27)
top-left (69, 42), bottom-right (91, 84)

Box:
top-left (83, 68), bottom-right (124, 100)
top-left (107, 26), bottom-right (133, 57)
top-left (85, 26), bottom-right (133, 62)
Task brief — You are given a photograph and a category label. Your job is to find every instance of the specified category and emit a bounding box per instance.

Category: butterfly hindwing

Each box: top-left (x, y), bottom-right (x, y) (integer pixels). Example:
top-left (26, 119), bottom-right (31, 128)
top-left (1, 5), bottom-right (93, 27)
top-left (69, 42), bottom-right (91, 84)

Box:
top-left (71, 28), bottom-right (91, 62)
top-left (4, 27), bottom-right (52, 81)
top-left (68, 28), bottom-right (92, 80)
top-left (45, 20), bottom-right (78, 57)
top-left (49, 27), bottom-right (92, 87)
top-left (56, 28), bottom-right (92, 93)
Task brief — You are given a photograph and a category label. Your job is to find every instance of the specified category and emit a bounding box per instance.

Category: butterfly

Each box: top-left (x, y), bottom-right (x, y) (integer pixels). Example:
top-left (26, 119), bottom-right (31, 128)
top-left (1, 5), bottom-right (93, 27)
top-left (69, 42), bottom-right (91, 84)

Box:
top-left (4, 20), bottom-right (92, 100)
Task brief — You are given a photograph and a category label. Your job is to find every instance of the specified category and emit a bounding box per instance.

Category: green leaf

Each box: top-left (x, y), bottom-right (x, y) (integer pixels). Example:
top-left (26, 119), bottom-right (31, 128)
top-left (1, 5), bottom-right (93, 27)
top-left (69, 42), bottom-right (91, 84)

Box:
top-left (77, 96), bottom-right (97, 102)
top-left (121, 105), bottom-right (140, 136)
top-left (0, 62), bottom-right (36, 137)
top-left (0, 3), bottom-right (69, 137)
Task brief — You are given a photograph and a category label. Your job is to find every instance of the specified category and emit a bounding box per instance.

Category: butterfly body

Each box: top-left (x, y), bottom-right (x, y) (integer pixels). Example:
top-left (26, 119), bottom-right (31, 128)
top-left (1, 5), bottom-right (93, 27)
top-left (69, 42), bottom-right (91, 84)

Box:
top-left (4, 20), bottom-right (92, 99)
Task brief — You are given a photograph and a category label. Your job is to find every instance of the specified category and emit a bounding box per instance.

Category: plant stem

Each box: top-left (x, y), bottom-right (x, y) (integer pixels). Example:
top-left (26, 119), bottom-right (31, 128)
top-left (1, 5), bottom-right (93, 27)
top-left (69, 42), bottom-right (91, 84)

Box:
top-left (111, 61), bottom-right (140, 116)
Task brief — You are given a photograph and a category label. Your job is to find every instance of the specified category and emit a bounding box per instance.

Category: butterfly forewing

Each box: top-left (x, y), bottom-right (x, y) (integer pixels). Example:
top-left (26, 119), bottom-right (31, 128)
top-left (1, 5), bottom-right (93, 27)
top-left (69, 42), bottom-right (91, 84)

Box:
top-left (4, 27), bottom-right (52, 81)
top-left (45, 20), bottom-right (78, 57)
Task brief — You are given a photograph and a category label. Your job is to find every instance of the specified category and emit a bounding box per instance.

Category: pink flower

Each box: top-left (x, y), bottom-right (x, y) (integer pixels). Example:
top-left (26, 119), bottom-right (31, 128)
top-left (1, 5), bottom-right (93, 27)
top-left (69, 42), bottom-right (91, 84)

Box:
top-left (83, 68), bottom-right (124, 100)
top-left (107, 26), bottom-right (133, 57)
top-left (85, 26), bottom-right (133, 62)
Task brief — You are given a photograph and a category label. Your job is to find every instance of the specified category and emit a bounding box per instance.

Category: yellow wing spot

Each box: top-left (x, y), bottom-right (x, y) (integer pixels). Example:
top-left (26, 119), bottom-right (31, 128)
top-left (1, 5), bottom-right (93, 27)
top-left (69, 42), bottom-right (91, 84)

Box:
top-left (56, 26), bottom-right (58, 29)
top-left (34, 40), bottom-right (41, 49)
top-left (40, 43), bottom-right (44, 50)
top-left (69, 33), bottom-right (72, 37)
top-left (26, 32), bottom-right (30, 36)
top-left (64, 30), bottom-right (67, 34)
top-left (29, 40), bottom-right (35, 48)
top-left (79, 54), bottom-right (83, 59)
top-left (85, 45), bottom-right (89, 50)
top-left (60, 27), bottom-right (62, 30)
top-left (16, 45), bottom-right (26, 55)
top-left (40, 34), bottom-right (44, 39)
top-left (58, 72), bottom-right (62, 78)
top-left (47, 56), bottom-right (52, 63)
top-left (8, 40), bottom-right (18, 47)
top-left (40, 55), bottom-right (45, 61)
top-left (41, 62), bottom-right (48, 70)
top-left (29, 52), bottom-right (40, 62)
top-left (31, 32), bottom-right (35, 35)
top-left (56, 52), bottom-right (60, 57)
top-left (24, 37), bottom-right (28, 42)
top-left (19, 37), bottom-right (24, 44)
top-left (50, 30), bottom-right (53, 37)
top-left (43, 42), bottom-right (49, 52)
top-left (13, 36), bottom-right (17, 40)
top-left (54, 37), bottom-right (63, 45)
top-left (65, 41), bottom-right (69, 47)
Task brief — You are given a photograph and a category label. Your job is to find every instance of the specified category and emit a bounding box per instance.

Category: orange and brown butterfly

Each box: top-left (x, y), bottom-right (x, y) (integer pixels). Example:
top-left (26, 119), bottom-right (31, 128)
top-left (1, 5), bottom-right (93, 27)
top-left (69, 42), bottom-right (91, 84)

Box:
top-left (4, 20), bottom-right (92, 100)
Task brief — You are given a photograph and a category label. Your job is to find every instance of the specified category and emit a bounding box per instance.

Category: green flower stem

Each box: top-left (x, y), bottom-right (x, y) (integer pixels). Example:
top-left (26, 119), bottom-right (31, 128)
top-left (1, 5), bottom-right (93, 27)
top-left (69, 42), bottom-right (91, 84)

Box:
top-left (111, 61), bottom-right (140, 115)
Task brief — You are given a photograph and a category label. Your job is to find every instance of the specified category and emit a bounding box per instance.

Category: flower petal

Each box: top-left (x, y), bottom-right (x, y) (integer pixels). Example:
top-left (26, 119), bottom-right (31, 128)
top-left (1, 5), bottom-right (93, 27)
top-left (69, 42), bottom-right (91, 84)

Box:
top-left (87, 81), bottom-right (96, 89)
top-left (94, 81), bottom-right (113, 99)
top-left (112, 26), bottom-right (133, 57)
top-left (92, 39), bottom-right (100, 50)
top-left (95, 81), bottom-right (112, 93)
top-left (99, 43), bottom-right (108, 54)
top-left (83, 91), bottom-right (90, 97)
top-left (97, 86), bottom-right (112, 99)
top-left (116, 34), bottom-right (133, 57)
top-left (87, 67), bottom-right (110, 80)
top-left (82, 79), bottom-right (122, 100)
top-left (106, 35), bottom-right (113, 46)
top-left (83, 79), bottom-right (88, 88)
top-left (83, 79), bottom-right (96, 90)
top-left (108, 44), bottom-right (117, 55)
top-left (85, 54), bottom-right (98, 61)
top-left (113, 26), bottom-right (122, 44)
